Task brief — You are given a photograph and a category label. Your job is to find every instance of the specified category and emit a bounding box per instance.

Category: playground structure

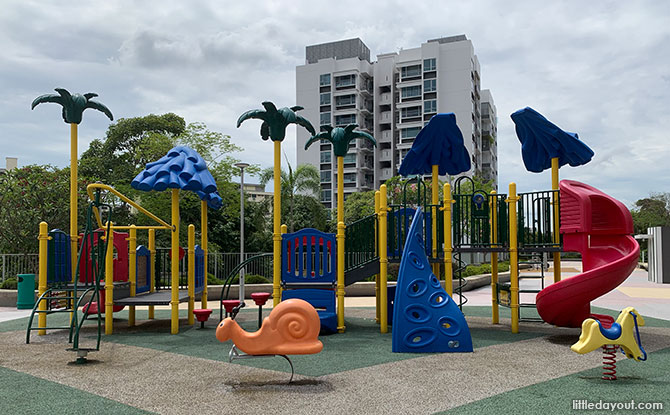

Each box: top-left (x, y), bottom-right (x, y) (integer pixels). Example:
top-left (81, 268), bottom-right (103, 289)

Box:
top-left (27, 87), bottom-right (645, 366)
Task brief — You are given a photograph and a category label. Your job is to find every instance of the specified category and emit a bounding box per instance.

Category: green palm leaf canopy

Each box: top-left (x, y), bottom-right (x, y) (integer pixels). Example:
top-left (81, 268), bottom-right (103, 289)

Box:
top-left (305, 124), bottom-right (376, 157)
top-left (237, 101), bottom-right (315, 142)
top-left (31, 88), bottom-right (113, 124)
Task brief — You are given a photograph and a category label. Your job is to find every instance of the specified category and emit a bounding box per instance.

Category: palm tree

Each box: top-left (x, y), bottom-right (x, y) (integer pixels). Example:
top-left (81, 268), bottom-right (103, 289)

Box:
top-left (304, 123), bottom-right (375, 332)
top-left (237, 101), bottom-right (315, 307)
top-left (259, 160), bottom-right (321, 232)
top-left (31, 88), bottom-right (113, 286)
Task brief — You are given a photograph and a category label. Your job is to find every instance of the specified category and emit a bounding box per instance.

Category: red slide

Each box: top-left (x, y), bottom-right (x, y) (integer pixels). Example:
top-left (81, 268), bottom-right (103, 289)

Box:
top-left (536, 180), bottom-right (639, 328)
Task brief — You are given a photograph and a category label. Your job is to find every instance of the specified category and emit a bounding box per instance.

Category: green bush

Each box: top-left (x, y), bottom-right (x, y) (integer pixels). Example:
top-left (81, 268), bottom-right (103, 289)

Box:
top-left (0, 278), bottom-right (18, 290)
top-left (207, 273), bottom-right (225, 285)
top-left (218, 274), bottom-right (271, 285)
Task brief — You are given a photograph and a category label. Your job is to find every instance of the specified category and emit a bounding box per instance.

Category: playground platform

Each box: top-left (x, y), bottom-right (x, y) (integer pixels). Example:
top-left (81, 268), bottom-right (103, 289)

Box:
top-left (0, 262), bottom-right (668, 414)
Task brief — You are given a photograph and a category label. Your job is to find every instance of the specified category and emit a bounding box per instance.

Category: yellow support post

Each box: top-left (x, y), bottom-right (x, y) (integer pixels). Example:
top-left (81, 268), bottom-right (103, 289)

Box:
top-left (442, 183), bottom-right (453, 296)
top-left (507, 183), bottom-right (520, 334)
top-left (280, 224), bottom-right (287, 302)
top-left (148, 229), bottom-right (156, 320)
top-left (70, 123), bottom-right (78, 283)
top-left (128, 225), bottom-right (137, 327)
top-left (374, 191), bottom-right (380, 323)
top-left (336, 155), bottom-right (346, 333)
top-left (379, 184), bottom-right (389, 334)
top-left (431, 165), bottom-right (439, 279)
top-left (490, 191), bottom-right (499, 324)
top-left (170, 189), bottom-right (180, 335)
top-left (272, 141), bottom-right (282, 307)
top-left (188, 224), bottom-right (195, 325)
top-left (200, 200), bottom-right (208, 309)
top-left (104, 226), bottom-right (114, 335)
top-left (551, 157), bottom-right (561, 283)
top-left (37, 222), bottom-right (49, 335)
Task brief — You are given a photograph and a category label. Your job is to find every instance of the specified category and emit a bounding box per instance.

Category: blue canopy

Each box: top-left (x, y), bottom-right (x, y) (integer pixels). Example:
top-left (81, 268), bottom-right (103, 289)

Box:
top-left (511, 107), bottom-right (594, 173)
top-left (398, 113), bottom-right (471, 176)
top-left (131, 145), bottom-right (222, 210)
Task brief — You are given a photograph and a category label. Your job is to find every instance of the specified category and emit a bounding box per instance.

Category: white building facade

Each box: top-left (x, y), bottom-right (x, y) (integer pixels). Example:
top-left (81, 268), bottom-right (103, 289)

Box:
top-left (296, 36), bottom-right (497, 210)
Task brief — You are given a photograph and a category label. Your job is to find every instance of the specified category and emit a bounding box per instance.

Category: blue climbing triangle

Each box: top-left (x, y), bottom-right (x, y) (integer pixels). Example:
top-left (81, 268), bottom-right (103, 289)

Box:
top-left (392, 207), bottom-right (473, 353)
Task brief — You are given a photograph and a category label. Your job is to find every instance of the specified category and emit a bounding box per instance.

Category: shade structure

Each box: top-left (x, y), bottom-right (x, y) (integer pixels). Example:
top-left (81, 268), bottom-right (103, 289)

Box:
top-left (511, 107), bottom-right (594, 173)
top-left (398, 113), bottom-right (471, 176)
top-left (131, 145), bottom-right (222, 209)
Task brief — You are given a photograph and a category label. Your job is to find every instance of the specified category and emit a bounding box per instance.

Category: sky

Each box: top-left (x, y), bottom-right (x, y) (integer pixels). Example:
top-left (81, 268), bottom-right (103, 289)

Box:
top-left (1, 0), bottom-right (669, 207)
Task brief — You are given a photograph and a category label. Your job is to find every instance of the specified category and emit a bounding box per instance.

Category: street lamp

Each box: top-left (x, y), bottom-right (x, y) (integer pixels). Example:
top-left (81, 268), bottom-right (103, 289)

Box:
top-left (234, 162), bottom-right (250, 304)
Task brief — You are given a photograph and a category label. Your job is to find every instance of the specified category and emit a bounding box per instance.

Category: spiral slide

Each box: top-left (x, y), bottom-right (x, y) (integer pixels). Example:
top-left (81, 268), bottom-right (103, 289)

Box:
top-left (536, 180), bottom-right (640, 328)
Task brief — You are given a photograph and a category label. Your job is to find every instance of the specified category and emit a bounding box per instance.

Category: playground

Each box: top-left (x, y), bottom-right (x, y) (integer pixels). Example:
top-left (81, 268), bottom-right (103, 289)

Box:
top-left (2, 92), bottom-right (668, 413)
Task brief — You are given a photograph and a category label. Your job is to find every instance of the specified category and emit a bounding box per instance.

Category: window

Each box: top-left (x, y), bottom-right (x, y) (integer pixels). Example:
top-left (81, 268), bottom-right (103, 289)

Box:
top-left (320, 171), bottom-right (331, 182)
top-left (335, 74), bottom-right (356, 88)
top-left (401, 86), bottom-right (422, 99)
top-left (335, 113), bottom-right (357, 126)
top-left (343, 153), bottom-right (356, 164)
top-left (401, 106), bottom-right (422, 119)
top-left (321, 189), bottom-right (332, 202)
top-left (423, 58), bottom-right (436, 71)
top-left (320, 93), bottom-right (331, 105)
top-left (320, 151), bottom-right (331, 163)
top-left (424, 100), bottom-right (437, 114)
top-left (320, 112), bottom-right (331, 126)
top-left (400, 65), bottom-right (421, 79)
top-left (424, 79), bottom-right (436, 93)
top-left (335, 94), bottom-right (356, 107)
top-left (320, 74), bottom-right (331, 86)
top-left (401, 127), bottom-right (422, 139)
top-left (343, 173), bottom-right (356, 183)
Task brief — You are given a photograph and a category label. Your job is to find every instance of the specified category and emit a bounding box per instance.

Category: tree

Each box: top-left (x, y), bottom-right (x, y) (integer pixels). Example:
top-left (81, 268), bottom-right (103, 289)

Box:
top-left (631, 193), bottom-right (670, 235)
top-left (259, 162), bottom-right (323, 232)
top-left (0, 165), bottom-right (89, 253)
top-left (343, 191), bottom-right (376, 223)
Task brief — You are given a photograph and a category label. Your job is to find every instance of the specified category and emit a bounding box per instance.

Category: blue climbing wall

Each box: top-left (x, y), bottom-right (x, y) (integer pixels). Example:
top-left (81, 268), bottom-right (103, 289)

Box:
top-left (392, 207), bottom-right (473, 353)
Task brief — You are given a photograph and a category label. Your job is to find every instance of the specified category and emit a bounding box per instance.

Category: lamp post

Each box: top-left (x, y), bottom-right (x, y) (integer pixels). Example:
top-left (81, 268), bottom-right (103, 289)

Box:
top-left (235, 162), bottom-right (250, 304)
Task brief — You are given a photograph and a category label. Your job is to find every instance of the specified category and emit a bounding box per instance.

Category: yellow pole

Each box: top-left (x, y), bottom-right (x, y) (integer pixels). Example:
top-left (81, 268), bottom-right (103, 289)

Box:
top-left (200, 200), bottom-right (208, 309)
top-left (128, 225), bottom-right (137, 327)
top-left (37, 222), bottom-right (49, 335)
top-left (104, 226), bottom-right (114, 335)
top-left (490, 191), bottom-right (499, 324)
top-left (188, 224), bottom-right (195, 325)
top-left (379, 184), bottom-right (389, 334)
top-left (431, 165), bottom-right (439, 279)
top-left (280, 224), bottom-right (287, 302)
top-left (148, 229), bottom-right (155, 320)
top-left (374, 191), bottom-right (380, 323)
top-left (272, 141), bottom-right (282, 307)
top-left (507, 183), bottom-right (520, 334)
top-left (70, 123), bottom-right (78, 283)
top-left (442, 183), bottom-right (453, 296)
top-left (170, 189), bottom-right (180, 335)
top-left (551, 157), bottom-right (561, 283)
top-left (336, 156), bottom-right (345, 332)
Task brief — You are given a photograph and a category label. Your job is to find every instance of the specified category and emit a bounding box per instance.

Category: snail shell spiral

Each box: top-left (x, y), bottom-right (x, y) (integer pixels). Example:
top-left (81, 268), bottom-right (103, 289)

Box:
top-left (272, 299), bottom-right (320, 341)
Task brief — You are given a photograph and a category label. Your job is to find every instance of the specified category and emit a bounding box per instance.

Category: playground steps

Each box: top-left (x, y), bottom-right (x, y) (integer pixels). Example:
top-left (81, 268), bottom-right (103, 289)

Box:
top-left (344, 259), bottom-right (380, 286)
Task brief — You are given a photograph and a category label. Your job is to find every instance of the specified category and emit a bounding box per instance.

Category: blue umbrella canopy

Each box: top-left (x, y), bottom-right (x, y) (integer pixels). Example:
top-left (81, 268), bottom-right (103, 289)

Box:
top-left (131, 145), bottom-right (222, 209)
top-left (511, 107), bottom-right (594, 173)
top-left (398, 113), bottom-right (471, 176)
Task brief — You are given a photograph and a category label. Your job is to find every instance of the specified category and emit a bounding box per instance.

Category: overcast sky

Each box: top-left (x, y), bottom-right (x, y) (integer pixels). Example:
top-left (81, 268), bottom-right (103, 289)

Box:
top-left (2, 0), bottom-right (668, 207)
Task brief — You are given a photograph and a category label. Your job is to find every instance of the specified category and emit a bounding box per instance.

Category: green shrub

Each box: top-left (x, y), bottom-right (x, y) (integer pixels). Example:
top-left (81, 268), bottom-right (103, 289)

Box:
top-left (207, 273), bottom-right (225, 285)
top-left (221, 274), bottom-right (271, 285)
top-left (0, 278), bottom-right (18, 290)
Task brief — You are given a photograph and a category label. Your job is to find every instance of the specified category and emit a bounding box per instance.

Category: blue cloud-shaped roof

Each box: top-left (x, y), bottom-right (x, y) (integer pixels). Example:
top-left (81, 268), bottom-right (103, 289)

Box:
top-left (511, 107), bottom-right (594, 173)
top-left (398, 113), bottom-right (471, 176)
top-left (131, 145), bottom-right (222, 209)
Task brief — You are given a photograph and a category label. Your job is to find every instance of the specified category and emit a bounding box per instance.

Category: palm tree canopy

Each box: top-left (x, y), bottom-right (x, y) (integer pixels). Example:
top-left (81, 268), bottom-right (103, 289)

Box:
top-left (31, 88), bottom-right (113, 124)
top-left (305, 124), bottom-right (376, 157)
top-left (237, 101), bottom-right (315, 142)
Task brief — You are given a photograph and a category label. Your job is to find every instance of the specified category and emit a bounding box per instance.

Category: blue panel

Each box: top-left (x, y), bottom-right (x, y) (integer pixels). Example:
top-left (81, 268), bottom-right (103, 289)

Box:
top-left (388, 208), bottom-right (416, 258)
top-left (511, 107), bottom-right (594, 173)
top-left (392, 208), bottom-right (473, 353)
top-left (281, 228), bottom-right (336, 284)
top-left (47, 229), bottom-right (71, 286)
top-left (398, 113), bottom-right (471, 177)
top-left (194, 245), bottom-right (205, 294)
top-left (135, 245), bottom-right (151, 294)
top-left (282, 289), bottom-right (337, 334)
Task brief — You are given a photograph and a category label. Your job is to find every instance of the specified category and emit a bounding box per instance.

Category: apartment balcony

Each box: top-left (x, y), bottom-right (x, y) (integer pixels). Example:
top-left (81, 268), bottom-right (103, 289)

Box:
top-left (379, 93), bottom-right (392, 106)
